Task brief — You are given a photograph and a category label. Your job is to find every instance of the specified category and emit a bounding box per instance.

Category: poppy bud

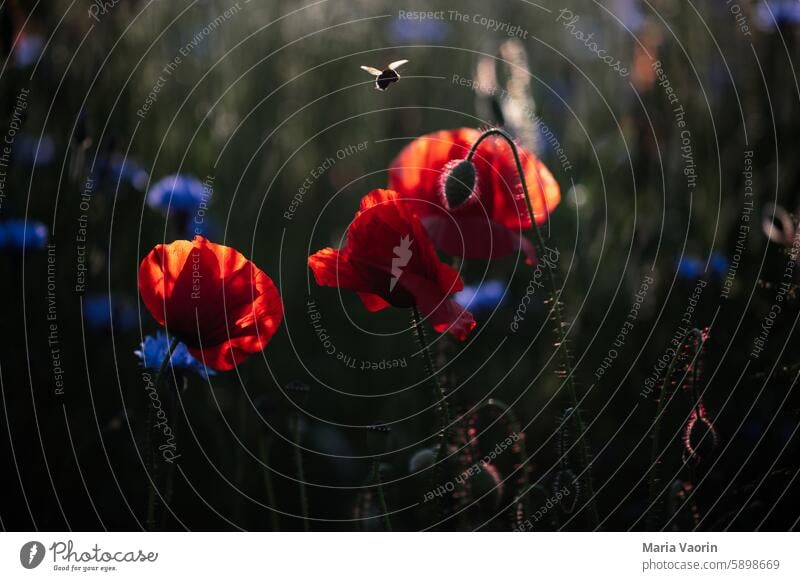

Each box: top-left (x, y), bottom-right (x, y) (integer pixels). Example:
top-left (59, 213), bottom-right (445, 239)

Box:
top-left (440, 159), bottom-right (478, 210)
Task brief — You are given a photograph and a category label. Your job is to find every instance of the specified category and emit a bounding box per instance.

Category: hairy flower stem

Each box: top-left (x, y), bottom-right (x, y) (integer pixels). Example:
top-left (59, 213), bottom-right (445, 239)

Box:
top-left (468, 128), bottom-right (598, 528)
top-left (146, 335), bottom-right (179, 531)
top-left (646, 328), bottom-right (705, 529)
top-left (411, 306), bottom-right (451, 523)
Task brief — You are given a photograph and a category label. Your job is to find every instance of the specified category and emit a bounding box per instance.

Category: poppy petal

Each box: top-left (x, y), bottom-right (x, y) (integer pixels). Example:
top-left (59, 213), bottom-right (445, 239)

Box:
top-left (139, 236), bottom-right (283, 371)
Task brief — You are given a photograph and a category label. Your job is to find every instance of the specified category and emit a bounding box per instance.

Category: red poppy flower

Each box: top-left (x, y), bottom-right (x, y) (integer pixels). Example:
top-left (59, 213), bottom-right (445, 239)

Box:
top-left (388, 127), bottom-right (560, 262)
top-left (138, 236), bottom-right (283, 371)
top-left (308, 189), bottom-right (476, 340)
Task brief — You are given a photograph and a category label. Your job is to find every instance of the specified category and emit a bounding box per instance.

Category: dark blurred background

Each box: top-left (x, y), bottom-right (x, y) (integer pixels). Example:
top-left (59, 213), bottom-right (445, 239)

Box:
top-left (1, 0), bottom-right (799, 531)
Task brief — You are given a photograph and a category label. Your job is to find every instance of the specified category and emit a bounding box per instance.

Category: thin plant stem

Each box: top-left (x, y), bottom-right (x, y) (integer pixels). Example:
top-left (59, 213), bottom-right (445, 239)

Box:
top-left (233, 391), bottom-right (248, 525)
top-left (146, 335), bottom-right (179, 531)
top-left (160, 377), bottom-right (181, 530)
top-left (646, 328), bottom-right (705, 529)
top-left (410, 306), bottom-right (450, 524)
top-left (468, 128), bottom-right (598, 527)
top-left (258, 436), bottom-right (280, 531)
top-left (292, 416), bottom-right (310, 531)
top-left (372, 460), bottom-right (392, 531)
top-left (477, 398), bottom-right (530, 527)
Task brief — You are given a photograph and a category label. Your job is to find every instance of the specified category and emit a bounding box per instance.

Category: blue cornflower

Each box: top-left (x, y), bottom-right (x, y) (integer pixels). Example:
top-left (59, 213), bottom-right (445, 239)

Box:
top-left (0, 219), bottom-right (49, 249)
top-left (135, 332), bottom-right (215, 380)
top-left (83, 293), bottom-right (137, 332)
top-left (146, 174), bottom-right (207, 213)
top-left (454, 279), bottom-right (507, 313)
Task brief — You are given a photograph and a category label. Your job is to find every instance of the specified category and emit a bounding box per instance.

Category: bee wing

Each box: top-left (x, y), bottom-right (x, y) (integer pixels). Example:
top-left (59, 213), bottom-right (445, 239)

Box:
top-left (387, 59), bottom-right (408, 71)
top-left (360, 66), bottom-right (382, 76)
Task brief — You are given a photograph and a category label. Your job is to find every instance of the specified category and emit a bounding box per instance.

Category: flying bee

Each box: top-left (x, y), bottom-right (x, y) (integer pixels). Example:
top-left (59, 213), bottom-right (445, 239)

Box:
top-left (360, 60), bottom-right (408, 91)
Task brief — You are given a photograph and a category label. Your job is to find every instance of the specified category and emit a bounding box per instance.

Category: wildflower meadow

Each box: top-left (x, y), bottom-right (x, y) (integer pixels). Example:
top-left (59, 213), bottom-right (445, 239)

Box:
top-left (1, 1), bottom-right (800, 564)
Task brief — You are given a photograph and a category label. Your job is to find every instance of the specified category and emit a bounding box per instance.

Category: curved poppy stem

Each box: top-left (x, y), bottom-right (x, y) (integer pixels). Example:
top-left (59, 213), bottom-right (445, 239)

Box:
top-left (468, 128), bottom-right (599, 528)
top-left (410, 306), bottom-right (451, 523)
top-left (146, 335), bottom-right (179, 531)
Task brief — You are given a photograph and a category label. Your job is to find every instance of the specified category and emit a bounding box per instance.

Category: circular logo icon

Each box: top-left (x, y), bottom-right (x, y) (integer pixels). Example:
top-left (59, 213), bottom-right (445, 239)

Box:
top-left (19, 541), bottom-right (46, 569)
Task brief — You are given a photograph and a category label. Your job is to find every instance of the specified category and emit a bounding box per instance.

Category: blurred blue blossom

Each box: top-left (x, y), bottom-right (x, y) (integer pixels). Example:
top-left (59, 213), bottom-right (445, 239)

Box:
top-left (0, 219), bottom-right (49, 249)
top-left (709, 252), bottom-right (729, 278)
top-left (756, 0), bottom-right (800, 30)
top-left (612, 0), bottom-right (645, 33)
top-left (135, 331), bottom-right (215, 379)
top-left (454, 279), bottom-right (507, 313)
top-left (676, 256), bottom-right (704, 280)
top-left (13, 133), bottom-right (56, 166)
top-left (147, 174), bottom-right (207, 213)
top-left (387, 19), bottom-right (448, 43)
top-left (676, 252), bottom-right (728, 281)
top-left (13, 33), bottom-right (44, 68)
top-left (88, 154), bottom-right (149, 192)
top-left (83, 293), bottom-right (138, 332)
